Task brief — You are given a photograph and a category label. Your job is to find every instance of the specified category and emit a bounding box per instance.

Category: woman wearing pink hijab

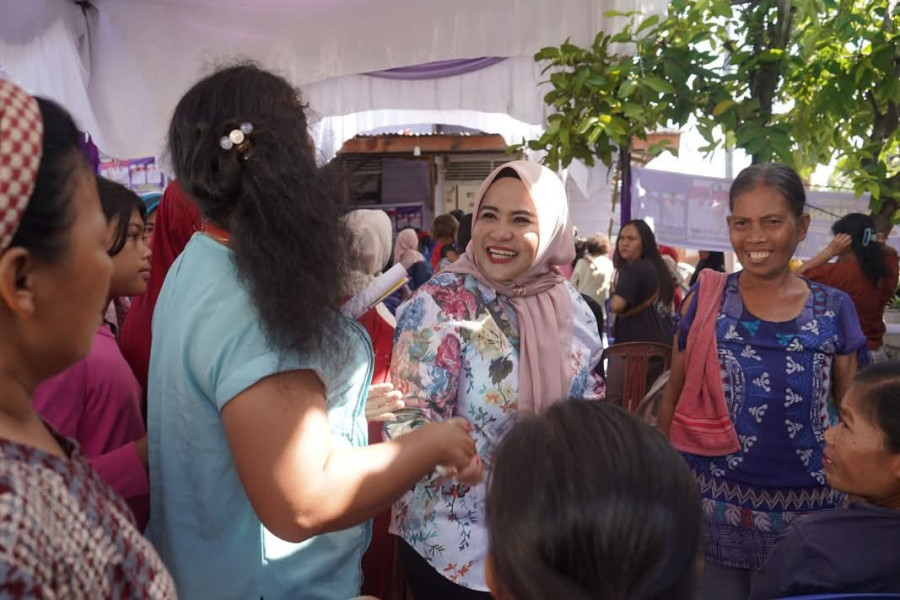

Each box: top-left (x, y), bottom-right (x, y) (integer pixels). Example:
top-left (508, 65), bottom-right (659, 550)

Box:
top-left (386, 161), bottom-right (605, 599)
top-left (393, 227), bottom-right (431, 290)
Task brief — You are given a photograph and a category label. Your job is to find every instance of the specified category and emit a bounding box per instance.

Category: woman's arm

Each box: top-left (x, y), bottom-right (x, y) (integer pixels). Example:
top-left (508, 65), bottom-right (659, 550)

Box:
top-left (657, 293), bottom-right (694, 435)
top-left (222, 368), bottom-right (480, 544)
top-left (656, 333), bottom-right (686, 436)
top-left (796, 234), bottom-right (852, 274)
top-left (608, 295), bottom-right (628, 315)
top-left (831, 352), bottom-right (857, 406)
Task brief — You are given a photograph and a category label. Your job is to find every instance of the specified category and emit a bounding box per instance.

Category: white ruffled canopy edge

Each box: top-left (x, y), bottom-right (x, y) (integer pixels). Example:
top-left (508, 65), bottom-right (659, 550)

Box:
top-left (1, 0), bottom-right (664, 162)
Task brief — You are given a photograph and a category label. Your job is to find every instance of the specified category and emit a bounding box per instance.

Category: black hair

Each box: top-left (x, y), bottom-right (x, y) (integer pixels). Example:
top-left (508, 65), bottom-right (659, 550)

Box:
top-left (417, 231), bottom-right (432, 255)
top-left (832, 213), bottom-right (890, 288)
top-left (689, 251), bottom-right (726, 287)
top-left (493, 167), bottom-right (522, 182)
top-left (729, 162), bottom-right (806, 217)
top-left (439, 243), bottom-right (457, 259)
top-left (487, 401), bottom-right (701, 600)
top-left (449, 208), bottom-right (465, 222)
top-left (617, 219), bottom-right (674, 306)
top-left (585, 233), bottom-right (610, 256)
top-left (96, 177), bottom-right (146, 256)
top-left (572, 235), bottom-right (587, 269)
top-left (167, 63), bottom-right (351, 357)
top-left (854, 361), bottom-right (900, 454)
top-left (456, 213), bottom-right (473, 252)
top-left (9, 98), bottom-right (87, 261)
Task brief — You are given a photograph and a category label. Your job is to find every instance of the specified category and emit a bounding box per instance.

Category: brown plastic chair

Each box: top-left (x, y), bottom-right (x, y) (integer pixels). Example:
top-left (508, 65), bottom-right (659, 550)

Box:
top-left (601, 342), bottom-right (672, 412)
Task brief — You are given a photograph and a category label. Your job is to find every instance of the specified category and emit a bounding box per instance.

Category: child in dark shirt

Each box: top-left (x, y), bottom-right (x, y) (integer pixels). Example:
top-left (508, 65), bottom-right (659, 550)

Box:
top-left (752, 361), bottom-right (900, 599)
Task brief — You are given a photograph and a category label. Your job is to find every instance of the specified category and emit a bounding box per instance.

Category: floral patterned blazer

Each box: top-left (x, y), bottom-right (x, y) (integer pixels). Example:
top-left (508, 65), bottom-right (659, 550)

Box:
top-left (385, 271), bottom-right (604, 590)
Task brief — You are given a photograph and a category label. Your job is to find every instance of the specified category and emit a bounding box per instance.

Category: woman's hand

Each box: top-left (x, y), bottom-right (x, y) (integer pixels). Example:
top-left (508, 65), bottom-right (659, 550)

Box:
top-left (797, 233), bottom-right (854, 274)
top-left (365, 382), bottom-right (405, 422)
top-left (826, 233), bottom-right (852, 258)
top-left (428, 418), bottom-right (485, 486)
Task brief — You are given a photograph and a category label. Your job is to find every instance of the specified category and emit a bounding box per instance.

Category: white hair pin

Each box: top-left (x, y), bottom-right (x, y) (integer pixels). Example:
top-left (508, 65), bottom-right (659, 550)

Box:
top-left (219, 122), bottom-right (254, 151)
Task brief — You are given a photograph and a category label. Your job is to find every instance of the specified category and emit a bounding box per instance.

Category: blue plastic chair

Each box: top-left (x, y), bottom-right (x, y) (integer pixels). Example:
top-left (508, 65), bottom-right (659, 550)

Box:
top-left (777, 594), bottom-right (900, 600)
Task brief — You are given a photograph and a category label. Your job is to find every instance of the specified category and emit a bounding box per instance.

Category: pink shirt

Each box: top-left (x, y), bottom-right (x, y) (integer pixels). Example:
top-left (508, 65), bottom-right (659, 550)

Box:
top-left (33, 324), bottom-right (149, 529)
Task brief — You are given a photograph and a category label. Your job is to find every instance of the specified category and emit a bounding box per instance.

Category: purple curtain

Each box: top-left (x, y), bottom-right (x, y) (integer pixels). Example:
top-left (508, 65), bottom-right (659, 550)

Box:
top-left (366, 57), bottom-right (506, 80)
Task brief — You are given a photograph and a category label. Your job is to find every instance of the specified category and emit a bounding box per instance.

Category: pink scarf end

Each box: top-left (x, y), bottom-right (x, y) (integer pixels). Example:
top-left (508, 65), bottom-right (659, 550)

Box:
top-left (669, 413), bottom-right (741, 456)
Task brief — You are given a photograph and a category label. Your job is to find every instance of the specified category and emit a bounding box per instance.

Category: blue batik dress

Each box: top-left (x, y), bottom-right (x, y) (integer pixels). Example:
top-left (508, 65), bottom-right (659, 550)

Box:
top-left (678, 273), bottom-right (867, 570)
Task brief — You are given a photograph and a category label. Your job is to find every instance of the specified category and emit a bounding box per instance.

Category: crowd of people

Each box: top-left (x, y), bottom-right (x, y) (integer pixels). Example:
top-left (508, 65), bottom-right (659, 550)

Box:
top-left (1, 62), bottom-right (899, 600)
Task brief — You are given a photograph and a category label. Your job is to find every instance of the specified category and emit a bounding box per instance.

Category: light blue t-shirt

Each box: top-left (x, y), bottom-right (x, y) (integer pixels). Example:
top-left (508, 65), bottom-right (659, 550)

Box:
top-left (146, 234), bottom-right (373, 600)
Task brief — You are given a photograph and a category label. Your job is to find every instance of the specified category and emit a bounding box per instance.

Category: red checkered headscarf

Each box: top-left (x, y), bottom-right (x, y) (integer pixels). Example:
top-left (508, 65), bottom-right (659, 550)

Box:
top-left (0, 80), bottom-right (43, 252)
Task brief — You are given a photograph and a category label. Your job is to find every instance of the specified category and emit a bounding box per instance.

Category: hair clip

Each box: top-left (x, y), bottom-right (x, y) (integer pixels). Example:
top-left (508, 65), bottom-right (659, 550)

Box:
top-left (862, 227), bottom-right (875, 247)
top-left (219, 122), bottom-right (254, 152)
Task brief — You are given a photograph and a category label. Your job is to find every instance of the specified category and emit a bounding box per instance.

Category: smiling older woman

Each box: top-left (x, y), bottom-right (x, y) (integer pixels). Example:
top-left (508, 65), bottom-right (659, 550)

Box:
top-left (386, 160), bottom-right (605, 599)
top-left (658, 163), bottom-right (868, 600)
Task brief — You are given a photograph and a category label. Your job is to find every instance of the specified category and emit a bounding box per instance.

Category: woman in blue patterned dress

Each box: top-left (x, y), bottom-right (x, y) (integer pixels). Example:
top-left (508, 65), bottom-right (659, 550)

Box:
top-left (386, 161), bottom-right (605, 599)
top-left (658, 163), bottom-right (867, 600)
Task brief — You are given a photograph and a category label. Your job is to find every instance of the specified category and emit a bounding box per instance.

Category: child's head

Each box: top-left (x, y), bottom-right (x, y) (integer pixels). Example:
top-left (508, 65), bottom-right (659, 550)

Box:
top-left (486, 401), bottom-right (701, 600)
top-left (824, 362), bottom-right (900, 508)
top-left (140, 191), bottom-right (162, 241)
top-left (97, 178), bottom-right (150, 299)
top-left (440, 243), bottom-right (459, 263)
top-left (167, 63), bottom-right (351, 356)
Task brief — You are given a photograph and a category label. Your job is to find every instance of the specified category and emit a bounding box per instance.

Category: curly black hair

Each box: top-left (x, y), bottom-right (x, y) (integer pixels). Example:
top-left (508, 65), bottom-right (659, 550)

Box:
top-left (167, 63), bottom-right (351, 357)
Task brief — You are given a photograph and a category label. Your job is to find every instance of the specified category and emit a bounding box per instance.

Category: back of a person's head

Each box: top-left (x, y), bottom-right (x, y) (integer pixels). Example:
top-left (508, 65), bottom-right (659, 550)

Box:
top-left (585, 233), bottom-right (610, 256)
top-left (832, 212), bottom-right (889, 287)
top-left (486, 401), bottom-right (701, 600)
top-left (432, 213), bottom-right (459, 240)
top-left (166, 62), bottom-right (350, 357)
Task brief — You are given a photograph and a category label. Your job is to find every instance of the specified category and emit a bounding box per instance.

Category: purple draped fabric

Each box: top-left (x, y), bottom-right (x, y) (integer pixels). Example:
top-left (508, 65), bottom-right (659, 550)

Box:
top-left (366, 57), bottom-right (506, 80)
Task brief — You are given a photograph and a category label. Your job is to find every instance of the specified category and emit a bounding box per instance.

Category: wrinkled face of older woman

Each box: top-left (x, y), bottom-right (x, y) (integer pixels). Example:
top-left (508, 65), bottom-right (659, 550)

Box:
top-left (473, 178), bottom-right (540, 285)
top-left (727, 184), bottom-right (808, 280)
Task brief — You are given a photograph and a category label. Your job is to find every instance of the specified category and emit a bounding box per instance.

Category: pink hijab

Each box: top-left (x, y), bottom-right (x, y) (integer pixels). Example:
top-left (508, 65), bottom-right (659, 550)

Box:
top-left (393, 228), bottom-right (426, 269)
top-left (447, 160), bottom-right (575, 414)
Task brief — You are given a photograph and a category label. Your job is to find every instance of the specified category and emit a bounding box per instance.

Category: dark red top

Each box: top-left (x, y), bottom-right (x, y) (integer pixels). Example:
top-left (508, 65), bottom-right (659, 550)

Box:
top-left (805, 254), bottom-right (899, 349)
top-left (119, 181), bottom-right (202, 402)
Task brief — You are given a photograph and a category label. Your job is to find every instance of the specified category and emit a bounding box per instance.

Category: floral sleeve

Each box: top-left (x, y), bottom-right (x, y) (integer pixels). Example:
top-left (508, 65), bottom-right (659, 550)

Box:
top-left (385, 289), bottom-right (461, 439)
top-left (568, 287), bottom-right (606, 400)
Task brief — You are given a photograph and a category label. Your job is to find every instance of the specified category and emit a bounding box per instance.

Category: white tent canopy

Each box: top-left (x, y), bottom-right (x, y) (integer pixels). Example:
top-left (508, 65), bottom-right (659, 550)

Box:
top-left (1, 0), bottom-right (664, 160)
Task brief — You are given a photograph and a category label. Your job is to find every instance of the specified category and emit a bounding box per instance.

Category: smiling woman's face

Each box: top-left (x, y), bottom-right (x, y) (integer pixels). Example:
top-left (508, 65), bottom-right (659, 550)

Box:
top-left (472, 178), bottom-right (540, 285)
top-left (727, 184), bottom-right (808, 279)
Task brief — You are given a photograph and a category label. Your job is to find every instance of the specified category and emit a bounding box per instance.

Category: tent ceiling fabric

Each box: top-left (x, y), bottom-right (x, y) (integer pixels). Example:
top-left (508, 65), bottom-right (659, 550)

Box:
top-left (1, 0), bottom-right (665, 159)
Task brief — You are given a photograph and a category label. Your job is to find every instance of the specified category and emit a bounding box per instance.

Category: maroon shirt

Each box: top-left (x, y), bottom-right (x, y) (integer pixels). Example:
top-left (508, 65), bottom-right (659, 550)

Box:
top-left (805, 254), bottom-right (899, 349)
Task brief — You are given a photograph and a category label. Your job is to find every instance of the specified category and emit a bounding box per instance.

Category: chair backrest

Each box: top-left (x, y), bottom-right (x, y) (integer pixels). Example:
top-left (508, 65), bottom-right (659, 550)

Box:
top-left (601, 341), bottom-right (671, 411)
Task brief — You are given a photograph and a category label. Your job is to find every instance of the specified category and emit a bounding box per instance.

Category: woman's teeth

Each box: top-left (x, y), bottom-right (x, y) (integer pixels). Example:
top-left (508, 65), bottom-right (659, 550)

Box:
top-left (749, 251), bottom-right (771, 261)
top-left (489, 248), bottom-right (517, 258)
